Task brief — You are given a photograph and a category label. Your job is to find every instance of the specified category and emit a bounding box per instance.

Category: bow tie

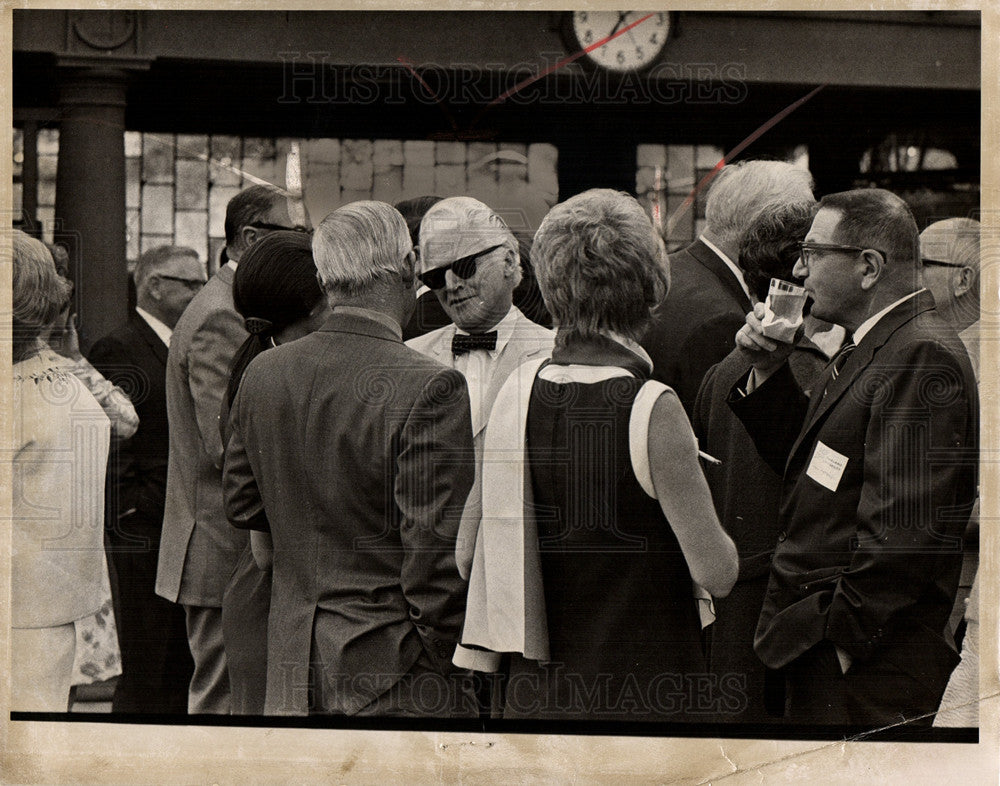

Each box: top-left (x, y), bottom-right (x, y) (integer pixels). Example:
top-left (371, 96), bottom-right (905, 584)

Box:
top-left (452, 331), bottom-right (498, 355)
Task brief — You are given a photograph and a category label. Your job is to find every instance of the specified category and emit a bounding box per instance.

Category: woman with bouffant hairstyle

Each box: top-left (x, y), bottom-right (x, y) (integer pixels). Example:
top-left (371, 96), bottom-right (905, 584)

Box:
top-left (220, 229), bottom-right (328, 714)
top-left (11, 230), bottom-right (112, 711)
top-left (458, 190), bottom-right (737, 721)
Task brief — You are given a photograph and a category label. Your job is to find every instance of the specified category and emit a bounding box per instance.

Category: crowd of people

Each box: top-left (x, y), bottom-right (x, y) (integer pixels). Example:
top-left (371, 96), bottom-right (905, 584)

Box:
top-left (10, 159), bottom-right (980, 729)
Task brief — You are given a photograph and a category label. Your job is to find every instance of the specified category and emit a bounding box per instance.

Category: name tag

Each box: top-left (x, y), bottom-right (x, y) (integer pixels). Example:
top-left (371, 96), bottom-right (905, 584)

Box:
top-left (806, 440), bottom-right (849, 491)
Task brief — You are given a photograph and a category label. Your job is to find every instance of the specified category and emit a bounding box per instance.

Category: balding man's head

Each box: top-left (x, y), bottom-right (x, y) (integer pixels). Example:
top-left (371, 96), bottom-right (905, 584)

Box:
top-left (920, 218), bottom-right (980, 331)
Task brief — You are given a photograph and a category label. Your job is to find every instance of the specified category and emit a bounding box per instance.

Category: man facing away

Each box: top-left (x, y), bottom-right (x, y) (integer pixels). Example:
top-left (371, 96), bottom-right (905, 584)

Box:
top-left (223, 201), bottom-right (476, 717)
top-left (641, 160), bottom-right (815, 414)
top-left (156, 184), bottom-right (298, 714)
top-left (729, 189), bottom-right (978, 727)
top-left (89, 245), bottom-right (206, 714)
top-left (407, 196), bottom-right (554, 580)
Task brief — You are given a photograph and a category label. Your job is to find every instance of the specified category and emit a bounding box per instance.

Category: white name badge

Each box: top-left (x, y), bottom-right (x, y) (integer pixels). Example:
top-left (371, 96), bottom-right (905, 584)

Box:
top-left (806, 440), bottom-right (849, 492)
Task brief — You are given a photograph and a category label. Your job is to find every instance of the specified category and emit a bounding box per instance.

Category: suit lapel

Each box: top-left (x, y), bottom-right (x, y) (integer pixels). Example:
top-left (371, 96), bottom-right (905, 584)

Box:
top-left (787, 292), bottom-right (935, 465)
top-left (687, 239), bottom-right (752, 313)
top-left (130, 311), bottom-right (169, 366)
top-left (476, 314), bottom-right (546, 438)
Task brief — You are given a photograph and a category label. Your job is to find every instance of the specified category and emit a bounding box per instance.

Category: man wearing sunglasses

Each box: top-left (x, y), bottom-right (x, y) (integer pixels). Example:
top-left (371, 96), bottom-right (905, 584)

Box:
top-left (88, 245), bottom-right (206, 714)
top-left (728, 189), bottom-right (978, 728)
top-left (157, 184), bottom-right (294, 714)
top-left (407, 197), bottom-right (554, 587)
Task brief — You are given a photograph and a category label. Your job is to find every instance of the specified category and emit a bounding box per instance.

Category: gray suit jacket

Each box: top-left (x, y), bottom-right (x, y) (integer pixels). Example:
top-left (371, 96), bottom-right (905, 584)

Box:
top-left (157, 264), bottom-right (249, 606)
top-left (224, 311), bottom-right (475, 715)
top-left (407, 307), bottom-right (554, 577)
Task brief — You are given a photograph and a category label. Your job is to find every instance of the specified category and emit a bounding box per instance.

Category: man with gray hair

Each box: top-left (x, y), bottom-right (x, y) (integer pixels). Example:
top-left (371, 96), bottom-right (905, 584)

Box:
top-left (89, 245), bottom-right (206, 714)
top-left (923, 217), bottom-right (981, 728)
top-left (641, 159), bottom-right (815, 414)
top-left (407, 197), bottom-right (554, 580)
top-left (223, 201), bottom-right (476, 717)
top-left (157, 185), bottom-right (294, 714)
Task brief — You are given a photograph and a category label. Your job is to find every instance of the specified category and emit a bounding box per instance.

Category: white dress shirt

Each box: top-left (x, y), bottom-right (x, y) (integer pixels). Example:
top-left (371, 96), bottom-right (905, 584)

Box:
top-left (453, 306), bottom-right (521, 434)
top-left (136, 306), bottom-right (173, 347)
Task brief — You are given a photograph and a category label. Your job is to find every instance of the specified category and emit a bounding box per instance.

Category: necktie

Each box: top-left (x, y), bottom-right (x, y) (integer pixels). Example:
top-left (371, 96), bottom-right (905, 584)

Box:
top-left (452, 331), bottom-right (497, 355)
top-left (823, 338), bottom-right (856, 398)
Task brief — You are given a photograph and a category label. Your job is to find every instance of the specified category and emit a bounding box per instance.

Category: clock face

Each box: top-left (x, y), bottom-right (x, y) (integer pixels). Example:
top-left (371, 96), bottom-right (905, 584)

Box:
top-left (571, 11), bottom-right (670, 73)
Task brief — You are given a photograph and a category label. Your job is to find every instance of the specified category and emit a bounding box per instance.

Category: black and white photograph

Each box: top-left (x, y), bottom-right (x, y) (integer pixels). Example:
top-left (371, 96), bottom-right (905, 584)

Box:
top-left (5, 5), bottom-right (996, 782)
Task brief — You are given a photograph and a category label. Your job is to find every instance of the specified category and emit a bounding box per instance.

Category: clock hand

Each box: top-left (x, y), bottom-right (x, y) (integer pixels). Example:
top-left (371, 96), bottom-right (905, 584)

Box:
top-left (608, 11), bottom-right (629, 37)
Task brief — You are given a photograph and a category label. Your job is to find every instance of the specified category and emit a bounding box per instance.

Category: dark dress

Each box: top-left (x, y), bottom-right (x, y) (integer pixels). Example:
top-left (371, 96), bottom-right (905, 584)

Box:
top-left (503, 352), bottom-right (708, 722)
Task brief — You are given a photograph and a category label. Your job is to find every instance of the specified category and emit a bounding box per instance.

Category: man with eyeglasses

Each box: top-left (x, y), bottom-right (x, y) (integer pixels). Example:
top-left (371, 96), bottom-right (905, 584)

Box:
top-left (157, 185), bottom-right (294, 714)
top-left (407, 197), bottom-right (554, 586)
top-left (920, 218), bottom-right (981, 728)
top-left (727, 189), bottom-right (978, 728)
top-left (88, 244), bottom-right (206, 713)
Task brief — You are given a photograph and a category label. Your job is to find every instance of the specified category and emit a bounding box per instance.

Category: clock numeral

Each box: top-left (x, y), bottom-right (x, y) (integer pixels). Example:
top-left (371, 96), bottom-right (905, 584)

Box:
top-left (617, 50), bottom-right (626, 64)
top-left (583, 29), bottom-right (593, 44)
top-left (650, 33), bottom-right (659, 45)
top-left (636, 46), bottom-right (644, 60)
top-left (579, 11), bottom-right (588, 22)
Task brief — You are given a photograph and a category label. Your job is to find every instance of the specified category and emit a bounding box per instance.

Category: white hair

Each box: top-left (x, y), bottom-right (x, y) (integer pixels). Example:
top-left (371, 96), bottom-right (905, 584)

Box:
top-left (704, 160), bottom-right (815, 246)
top-left (312, 201), bottom-right (413, 296)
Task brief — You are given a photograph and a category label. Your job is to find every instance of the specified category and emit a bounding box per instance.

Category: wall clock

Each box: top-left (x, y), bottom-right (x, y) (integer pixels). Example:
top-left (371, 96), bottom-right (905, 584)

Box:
top-left (564, 11), bottom-right (672, 73)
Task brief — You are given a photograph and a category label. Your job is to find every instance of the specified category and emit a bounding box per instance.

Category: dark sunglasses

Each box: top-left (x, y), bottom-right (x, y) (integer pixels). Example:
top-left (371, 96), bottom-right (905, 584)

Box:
top-left (417, 244), bottom-right (505, 290)
top-left (247, 222), bottom-right (313, 234)
top-left (156, 274), bottom-right (205, 289)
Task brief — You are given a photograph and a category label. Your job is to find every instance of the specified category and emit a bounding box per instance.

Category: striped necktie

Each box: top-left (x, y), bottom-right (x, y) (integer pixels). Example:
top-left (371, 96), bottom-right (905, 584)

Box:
top-left (823, 337), bottom-right (856, 398)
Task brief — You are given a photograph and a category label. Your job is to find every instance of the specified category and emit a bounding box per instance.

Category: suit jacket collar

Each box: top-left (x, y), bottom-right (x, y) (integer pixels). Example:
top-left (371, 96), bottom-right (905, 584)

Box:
top-left (789, 289), bottom-right (936, 463)
top-left (318, 310), bottom-right (403, 344)
top-left (686, 238), bottom-right (753, 314)
top-left (129, 309), bottom-right (169, 365)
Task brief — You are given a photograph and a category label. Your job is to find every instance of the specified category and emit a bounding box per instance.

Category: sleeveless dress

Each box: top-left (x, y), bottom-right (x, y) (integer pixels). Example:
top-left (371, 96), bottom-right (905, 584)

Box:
top-left (503, 345), bottom-right (706, 722)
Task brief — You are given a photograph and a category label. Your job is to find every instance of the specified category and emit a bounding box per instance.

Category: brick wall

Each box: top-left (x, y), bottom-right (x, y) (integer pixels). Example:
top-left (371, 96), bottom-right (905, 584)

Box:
top-left (13, 129), bottom-right (563, 273)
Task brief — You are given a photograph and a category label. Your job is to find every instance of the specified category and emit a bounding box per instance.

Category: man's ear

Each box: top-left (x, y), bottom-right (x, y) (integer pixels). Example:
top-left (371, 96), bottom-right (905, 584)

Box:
top-left (859, 249), bottom-right (885, 291)
top-left (503, 247), bottom-right (519, 278)
top-left (146, 277), bottom-right (162, 303)
top-left (239, 225), bottom-right (259, 252)
top-left (954, 266), bottom-right (975, 298)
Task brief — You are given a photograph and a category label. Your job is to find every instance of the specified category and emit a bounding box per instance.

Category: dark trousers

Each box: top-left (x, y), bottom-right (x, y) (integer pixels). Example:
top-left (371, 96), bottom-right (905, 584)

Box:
top-left (106, 519), bottom-right (193, 714)
top-left (781, 640), bottom-right (954, 728)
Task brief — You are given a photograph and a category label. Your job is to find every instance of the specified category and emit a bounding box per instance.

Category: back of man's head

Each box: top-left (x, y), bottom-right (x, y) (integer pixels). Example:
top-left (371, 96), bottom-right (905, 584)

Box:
top-left (225, 185), bottom-right (284, 253)
top-left (313, 201), bottom-right (413, 297)
top-left (704, 160), bottom-right (815, 249)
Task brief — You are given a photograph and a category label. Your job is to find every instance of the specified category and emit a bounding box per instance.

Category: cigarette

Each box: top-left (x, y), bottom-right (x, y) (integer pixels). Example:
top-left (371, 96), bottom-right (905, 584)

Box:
top-left (698, 450), bottom-right (722, 465)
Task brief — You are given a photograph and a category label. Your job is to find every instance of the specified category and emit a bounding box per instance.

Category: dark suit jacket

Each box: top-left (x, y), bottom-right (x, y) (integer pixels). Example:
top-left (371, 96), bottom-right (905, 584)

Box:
top-left (89, 311), bottom-right (170, 532)
top-left (641, 238), bottom-right (752, 415)
top-left (692, 342), bottom-right (829, 722)
top-left (729, 291), bottom-right (978, 710)
top-left (223, 311), bottom-right (475, 716)
top-left (157, 264), bottom-right (249, 606)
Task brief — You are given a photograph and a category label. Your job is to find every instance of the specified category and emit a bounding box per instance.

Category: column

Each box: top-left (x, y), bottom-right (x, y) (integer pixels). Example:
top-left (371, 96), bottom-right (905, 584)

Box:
top-left (54, 67), bottom-right (129, 351)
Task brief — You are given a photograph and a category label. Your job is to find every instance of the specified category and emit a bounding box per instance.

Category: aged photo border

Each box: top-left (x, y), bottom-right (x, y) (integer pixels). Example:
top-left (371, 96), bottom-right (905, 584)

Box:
top-left (2, 0), bottom-right (997, 781)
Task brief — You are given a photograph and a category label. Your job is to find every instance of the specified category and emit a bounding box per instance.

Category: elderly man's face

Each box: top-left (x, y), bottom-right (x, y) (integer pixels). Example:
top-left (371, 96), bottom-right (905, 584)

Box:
top-left (792, 208), bottom-right (868, 328)
top-left (433, 244), bottom-right (516, 333)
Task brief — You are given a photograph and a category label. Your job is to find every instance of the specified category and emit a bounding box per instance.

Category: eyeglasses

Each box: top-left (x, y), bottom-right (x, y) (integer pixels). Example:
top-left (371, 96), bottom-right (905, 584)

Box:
top-left (922, 257), bottom-right (963, 269)
top-left (416, 244), bottom-right (505, 290)
top-left (798, 241), bottom-right (887, 266)
top-left (156, 274), bottom-right (205, 289)
top-left (247, 222), bottom-right (313, 234)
